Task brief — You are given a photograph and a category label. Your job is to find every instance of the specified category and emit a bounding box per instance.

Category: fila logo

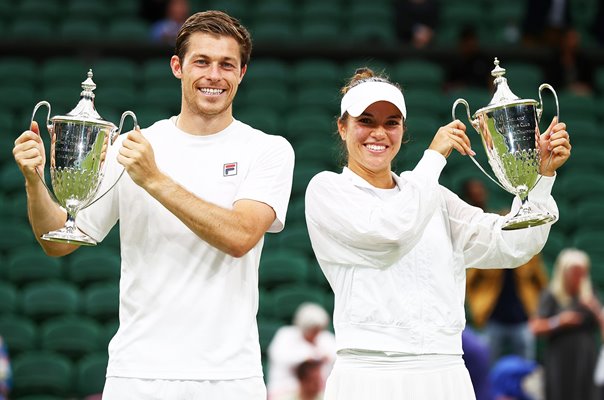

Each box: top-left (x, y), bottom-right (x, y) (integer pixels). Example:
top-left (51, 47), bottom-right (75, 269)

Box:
top-left (223, 162), bottom-right (238, 176)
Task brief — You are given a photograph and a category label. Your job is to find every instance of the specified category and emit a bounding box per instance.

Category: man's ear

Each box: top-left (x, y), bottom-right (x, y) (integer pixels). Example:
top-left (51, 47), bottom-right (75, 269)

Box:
top-left (170, 55), bottom-right (182, 79)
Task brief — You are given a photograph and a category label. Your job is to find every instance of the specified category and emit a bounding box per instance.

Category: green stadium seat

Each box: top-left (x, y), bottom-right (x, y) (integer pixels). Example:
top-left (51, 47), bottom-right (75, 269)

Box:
top-left (141, 85), bottom-right (182, 112)
top-left (42, 58), bottom-right (89, 87)
top-left (9, 18), bottom-right (54, 39)
top-left (557, 92), bottom-right (597, 119)
top-left (91, 58), bottom-right (138, 89)
top-left (270, 284), bottom-right (327, 322)
top-left (0, 222), bottom-right (36, 252)
top-left (294, 85), bottom-right (340, 112)
top-left (0, 83), bottom-right (35, 115)
top-left (82, 282), bottom-right (120, 322)
top-left (292, 59), bottom-right (343, 89)
top-left (392, 61), bottom-right (445, 91)
top-left (59, 19), bottom-right (102, 42)
top-left (66, 0), bottom-right (109, 20)
top-left (206, 0), bottom-right (249, 22)
top-left (142, 58), bottom-right (175, 87)
top-left (21, 281), bottom-right (80, 321)
top-left (106, 18), bottom-right (150, 43)
top-left (299, 20), bottom-right (342, 44)
top-left (0, 315), bottom-right (38, 356)
top-left (294, 140), bottom-right (339, 170)
top-left (75, 352), bottom-right (108, 398)
top-left (283, 109), bottom-right (335, 144)
top-left (0, 57), bottom-right (36, 86)
top-left (237, 84), bottom-right (290, 113)
top-left (243, 59), bottom-right (289, 87)
top-left (556, 171), bottom-right (604, 203)
top-left (65, 248), bottom-right (121, 287)
top-left (348, 22), bottom-right (397, 45)
top-left (252, 1), bottom-right (295, 23)
top-left (11, 351), bottom-right (74, 397)
top-left (277, 223), bottom-right (315, 257)
top-left (40, 316), bottom-right (103, 359)
top-left (41, 84), bottom-right (82, 114)
top-left (259, 249), bottom-right (309, 290)
top-left (573, 230), bottom-right (604, 263)
top-left (250, 21), bottom-right (296, 44)
top-left (257, 317), bottom-right (284, 354)
top-left (236, 107), bottom-right (280, 135)
top-left (0, 282), bottom-right (18, 314)
top-left (6, 247), bottom-right (63, 286)
top-left (300, 2), bottom-right (340, 21)
top-left (95, 85), bottom-right (138, 113)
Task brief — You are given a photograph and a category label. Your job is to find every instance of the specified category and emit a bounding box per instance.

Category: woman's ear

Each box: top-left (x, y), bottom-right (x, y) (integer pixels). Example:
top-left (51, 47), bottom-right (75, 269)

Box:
top-left (337, 120), bottom-right (346, 141)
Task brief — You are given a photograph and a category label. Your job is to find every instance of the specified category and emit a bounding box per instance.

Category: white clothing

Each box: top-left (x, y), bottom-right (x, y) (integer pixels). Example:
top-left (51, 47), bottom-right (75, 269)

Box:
top-left (77, 118), bottom-right (294, 381)
top-left (325, 353), bottom-right (475, 400)
top-left (267, 326), bottom-right (336, 399)
top-left (103, 376), bottom-right (266, 400)
top-left (305, 149), bottom-right (556, 356)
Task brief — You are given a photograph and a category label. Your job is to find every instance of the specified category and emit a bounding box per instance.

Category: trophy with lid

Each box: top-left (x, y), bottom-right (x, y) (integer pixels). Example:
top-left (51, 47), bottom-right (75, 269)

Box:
top-left (30, 70), bottom-right (138, 245)
top-left (452, 58), bottom-right (559, 230)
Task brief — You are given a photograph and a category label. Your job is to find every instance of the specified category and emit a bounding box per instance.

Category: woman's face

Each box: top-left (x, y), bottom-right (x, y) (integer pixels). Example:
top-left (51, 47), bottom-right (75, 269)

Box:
top-left (338, 101), bottom-right (404, 180)
top-left (564, 264), bottom-right (587, 296)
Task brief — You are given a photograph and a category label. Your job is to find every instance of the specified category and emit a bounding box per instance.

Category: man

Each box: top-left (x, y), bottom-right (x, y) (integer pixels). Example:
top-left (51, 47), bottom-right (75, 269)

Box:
top-left (13, 10), bottom-right (294, 399)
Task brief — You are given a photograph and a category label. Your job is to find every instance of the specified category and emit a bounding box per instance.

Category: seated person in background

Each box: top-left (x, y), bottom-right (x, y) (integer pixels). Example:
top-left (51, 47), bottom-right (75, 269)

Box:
top-left (285, 360), bottom-right (325, 400)
top-left (267, 303), bottom-right (336, 400)
top-left (0, 336), bottom-right (11, 400)
top-left (150, 0), bottom-right (191, 44)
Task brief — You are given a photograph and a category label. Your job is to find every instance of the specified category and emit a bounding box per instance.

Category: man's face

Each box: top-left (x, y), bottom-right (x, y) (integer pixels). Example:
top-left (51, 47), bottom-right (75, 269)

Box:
top-left (171, 32), bottom-right (246, 118)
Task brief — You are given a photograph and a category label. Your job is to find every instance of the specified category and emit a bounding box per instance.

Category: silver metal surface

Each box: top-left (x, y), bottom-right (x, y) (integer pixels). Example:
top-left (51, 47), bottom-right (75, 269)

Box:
top-left (452, 58), bottom-right (559, 230)
top-left (30, 70), bottom-right (138, 245)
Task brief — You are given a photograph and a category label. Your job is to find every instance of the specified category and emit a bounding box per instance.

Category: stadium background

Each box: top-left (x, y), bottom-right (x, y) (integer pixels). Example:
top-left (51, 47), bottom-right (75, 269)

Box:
top-left (0, 0), bottom-right (603, 397)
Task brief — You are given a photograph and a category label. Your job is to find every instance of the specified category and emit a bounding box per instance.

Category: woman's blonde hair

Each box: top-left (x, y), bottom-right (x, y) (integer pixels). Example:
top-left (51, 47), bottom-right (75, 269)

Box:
top-left (549, 247), bottom-right (593, 307)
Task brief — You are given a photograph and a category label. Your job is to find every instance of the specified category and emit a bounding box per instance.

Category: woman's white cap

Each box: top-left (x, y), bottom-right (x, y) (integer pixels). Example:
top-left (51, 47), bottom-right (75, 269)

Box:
top-left (340, 80), bottom-right (407, 119)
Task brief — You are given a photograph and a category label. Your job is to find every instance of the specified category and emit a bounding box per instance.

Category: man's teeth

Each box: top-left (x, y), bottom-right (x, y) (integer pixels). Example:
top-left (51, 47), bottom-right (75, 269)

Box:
top-left (366, 144), bottom-right (386, 151)
top-left (200, 88), bottom-right (224, 95)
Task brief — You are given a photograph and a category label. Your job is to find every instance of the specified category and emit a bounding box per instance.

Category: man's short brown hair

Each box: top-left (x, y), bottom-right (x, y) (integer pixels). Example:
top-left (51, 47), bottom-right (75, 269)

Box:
top-left (175, 10), bottom-right (252, 67)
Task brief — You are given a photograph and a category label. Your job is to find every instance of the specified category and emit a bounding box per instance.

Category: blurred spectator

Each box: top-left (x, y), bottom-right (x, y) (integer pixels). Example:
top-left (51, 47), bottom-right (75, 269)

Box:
top-left (267, 303), bottom-right (336, 400)
top-left (522, 0), bottom-right (573, 48)
top-left (394, 0), bottom-right (440, 49)
top-left (0, 336), bottom-right (11, 400)
top-left (466, 254), bottom-right (549, 364)
top-left (529, 248), bottom-right (601, 400)
top-left (546, 29), bottom-right (595, 96)
top-left (462, 327), bottom-right (492, 400)
top-left (489, 355), bottom-right (543, 400)
top-left (446, 26), bottom-right (492, 90)
top-left (150, 0), bottom-right (191, 44)
top-left (283, 360), bottom-right (324, 400)
top-left (464, 178), bottom-right (549, 364)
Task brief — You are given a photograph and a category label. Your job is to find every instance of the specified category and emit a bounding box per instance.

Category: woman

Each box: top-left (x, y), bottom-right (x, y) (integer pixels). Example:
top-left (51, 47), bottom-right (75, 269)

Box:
top-left (304, 68), bottom-right (571, 399)
top-left (530, 248), bottom-right (601, 400)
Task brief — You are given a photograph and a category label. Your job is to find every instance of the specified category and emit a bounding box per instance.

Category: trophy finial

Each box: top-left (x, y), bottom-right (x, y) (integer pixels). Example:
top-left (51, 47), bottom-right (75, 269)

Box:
top-left (81, 69), bottom-right (97, 96)
top-left (491, 57), bottom-right (506, 79)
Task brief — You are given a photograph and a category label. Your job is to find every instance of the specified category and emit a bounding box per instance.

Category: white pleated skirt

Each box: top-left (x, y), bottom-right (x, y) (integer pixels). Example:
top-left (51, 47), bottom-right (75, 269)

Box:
top-left (324, 353), bottom-right (476, 400)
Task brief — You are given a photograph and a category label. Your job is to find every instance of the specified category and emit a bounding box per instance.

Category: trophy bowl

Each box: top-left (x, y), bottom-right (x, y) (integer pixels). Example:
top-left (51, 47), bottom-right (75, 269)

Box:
top-left (31, 70), bottom-right (137, 245)
top-left (452, 58), bottom-right (559, 230)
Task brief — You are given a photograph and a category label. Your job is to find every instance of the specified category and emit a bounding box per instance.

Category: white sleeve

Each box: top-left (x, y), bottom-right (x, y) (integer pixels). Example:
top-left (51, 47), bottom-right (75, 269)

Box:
top-left (445, 175), bottom-right (557, 269)
top-left (305, 150), bottom-right (445, 268)
top-left (234, 135), bottom-right (295, 233)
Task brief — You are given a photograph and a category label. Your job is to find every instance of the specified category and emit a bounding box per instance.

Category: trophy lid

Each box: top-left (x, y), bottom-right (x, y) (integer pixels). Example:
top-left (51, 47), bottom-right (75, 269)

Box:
top-left (51, 69), bottom-right (116, 128)
top-left (474, 58), bottom-right (538, 116)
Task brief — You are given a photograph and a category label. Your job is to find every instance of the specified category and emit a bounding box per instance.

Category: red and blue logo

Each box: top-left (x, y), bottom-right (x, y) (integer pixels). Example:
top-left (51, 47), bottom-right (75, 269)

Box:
top-left (223, 162), bottom-right (238, 176)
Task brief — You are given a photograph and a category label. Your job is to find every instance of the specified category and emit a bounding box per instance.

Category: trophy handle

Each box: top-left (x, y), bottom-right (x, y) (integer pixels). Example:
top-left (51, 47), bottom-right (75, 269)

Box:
top-left (111, 110), bottom-right (139, 144)
top-left (537, 83), bottom-right (560, 122)
top-left (452, 98), bottom-right (507, 192)
top-left (30, 101), bottom-right (60, 204)
top-left (536, 83), bottom-right (559, 183)
top-left (86, 110), bottom-right (139, 208)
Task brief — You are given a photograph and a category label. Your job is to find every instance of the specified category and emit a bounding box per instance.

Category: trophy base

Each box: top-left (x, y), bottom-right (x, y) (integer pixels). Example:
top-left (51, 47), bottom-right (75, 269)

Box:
top-left (42, 227), bottom-right (97, 246)
top-left (502, 212), bottom-right (557, 230)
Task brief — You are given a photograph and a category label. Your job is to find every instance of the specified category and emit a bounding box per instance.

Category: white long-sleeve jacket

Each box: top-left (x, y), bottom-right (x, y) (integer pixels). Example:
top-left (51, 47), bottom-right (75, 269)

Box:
top-left (305, 150), bottom-right (557, 355)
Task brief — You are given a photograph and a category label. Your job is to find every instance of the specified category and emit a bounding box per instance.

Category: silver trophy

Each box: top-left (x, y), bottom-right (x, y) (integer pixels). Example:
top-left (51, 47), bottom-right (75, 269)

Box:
top-left (31, 70), bottom-right (137, 245)
top-left (452, 58), bottom-right (559, 230)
